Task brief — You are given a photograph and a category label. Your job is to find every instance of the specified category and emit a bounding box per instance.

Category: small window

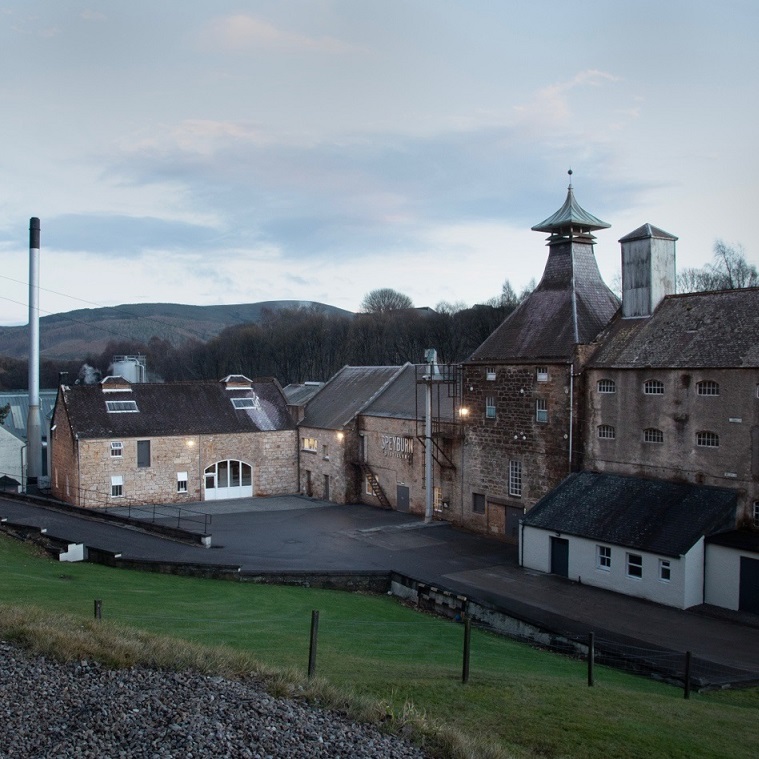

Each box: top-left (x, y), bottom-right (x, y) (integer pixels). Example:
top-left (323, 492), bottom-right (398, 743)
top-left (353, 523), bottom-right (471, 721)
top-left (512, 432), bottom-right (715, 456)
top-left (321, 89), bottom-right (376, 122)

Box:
top-left (106, 400), bottom-right (139, 413)
top-left (597, 425), bottom-right (615, 440)
top-left (433, 486), bottom-right (443, 511)
top-left (597, 545), bottom-right (611, 570)
top-left (643, 428), bottom-right (664, 444)
top-left (643, 379), bottom-right (664, 395)
top-left (137, 440), bottom-right (151, 468)
top-left (365, 474), bottom-right (374, 496)
top-left (626, 553), bottom-right (643, 579)
top-left (509, 460), bottom-right (522, 497)
top-left (302, 437), bottom-right (318, 452)
top-left (231, 396), bottom-right (261, 410)
top-left (177, 472), bottom-right (188, 493)
top-left (110, 475), bottom-right (123, 498)
top-left (752, 502), bottom-right (759, 528)
top-left (696, 431), bottom-right (719, 448)
top-left (485, 397), bottom-right (496, 419)
top-left (486, 367), bottom-right (496, 381)
top-left (659, 559), bottom-right (671, 582)
top-left (696, 380), bottom-right (720, 396)
top-left (472, 492), bottom-right (486, 514)
top-left (322, 444), bottom-right (329, 460)
top-left (536, 398), bottom-right (548, 423)
top-left (110, 441), bottom-right (123, 457)
top-left (597, 379), bottom-right (616, 394)
top-left (536, 367), bottom-right (549, 382)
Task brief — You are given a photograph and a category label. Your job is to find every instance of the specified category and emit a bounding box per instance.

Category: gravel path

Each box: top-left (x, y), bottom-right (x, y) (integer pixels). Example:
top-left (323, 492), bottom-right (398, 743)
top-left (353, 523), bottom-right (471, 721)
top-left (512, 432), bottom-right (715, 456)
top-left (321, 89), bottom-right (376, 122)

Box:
top-left (0, 642), bottom-right (430, 758)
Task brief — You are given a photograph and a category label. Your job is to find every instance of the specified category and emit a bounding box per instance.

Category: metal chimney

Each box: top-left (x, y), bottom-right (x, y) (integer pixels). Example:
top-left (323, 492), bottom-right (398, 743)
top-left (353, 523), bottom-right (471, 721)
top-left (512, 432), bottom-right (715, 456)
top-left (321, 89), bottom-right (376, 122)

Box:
top-left (26, 217), bottom-right (42, 489)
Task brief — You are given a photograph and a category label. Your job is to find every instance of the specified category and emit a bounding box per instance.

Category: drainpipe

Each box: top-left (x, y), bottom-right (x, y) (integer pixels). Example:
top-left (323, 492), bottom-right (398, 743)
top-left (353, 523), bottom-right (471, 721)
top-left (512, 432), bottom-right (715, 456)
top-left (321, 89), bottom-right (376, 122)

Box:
top-left (568, 363), bottom-right (574, 473)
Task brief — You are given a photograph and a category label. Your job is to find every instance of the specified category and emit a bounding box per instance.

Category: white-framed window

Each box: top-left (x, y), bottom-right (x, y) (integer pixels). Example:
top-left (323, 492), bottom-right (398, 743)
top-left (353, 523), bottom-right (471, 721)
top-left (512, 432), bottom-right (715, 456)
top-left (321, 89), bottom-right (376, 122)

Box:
top-left (231, 396), bottom-right (261, 410)
top-left (485, 397), bottom-right (496, 419)
top-left (696, 380), bottom-right (720, 396)
top-left (696, 431), bottom-right (720, 448)
top-left (644, 428), bottom-right (664, 444)
top-left (110, 441), bottom-right (123, 457)
top-left (177, 472), bottom-right (188, 494)
top-left (753, 501), bottom-right (759, 528)
top-left (433, 486), bottom-right (443, 511)
top-left (472, 492), bottom-right (486, 514)
top-left (536, 398), bottom-right (548, 423)
top-left (626, 553), bottom-right (643, 579)
top-left (596, 545), bottom-right (611, 571)
top-left (536, 367), bottom-right (549, 382)
top-left (643, 379), bottom-right (664, 396)
top-left (597, 425), bottom-right (615, 440)
top-left (659, 559), bottom-right (671, 582)
top-left (137, 440), bottom-right (151, 468)
top-left (597, 379), bottom-right (616, 394)
top-left (509, 460), bottom-right (522, 497)
top-left (365, 474), bottom-right (374, 496)
top-left (486, 367), bottom-right (496, 381)
top-left (302, 437), bottom-right (318, 452)
top-left (106, 399), bottom-right (139, 413)
top-left (110, 475), bottom-right (123, 498)
top-left (322, 444), bottom-right (329, 460)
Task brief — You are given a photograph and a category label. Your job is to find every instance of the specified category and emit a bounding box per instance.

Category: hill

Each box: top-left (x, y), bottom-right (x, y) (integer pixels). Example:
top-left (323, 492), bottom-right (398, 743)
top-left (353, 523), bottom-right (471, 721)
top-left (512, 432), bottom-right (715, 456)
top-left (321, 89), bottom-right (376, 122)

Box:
top-left (0, 301), bottom-right (353, 360)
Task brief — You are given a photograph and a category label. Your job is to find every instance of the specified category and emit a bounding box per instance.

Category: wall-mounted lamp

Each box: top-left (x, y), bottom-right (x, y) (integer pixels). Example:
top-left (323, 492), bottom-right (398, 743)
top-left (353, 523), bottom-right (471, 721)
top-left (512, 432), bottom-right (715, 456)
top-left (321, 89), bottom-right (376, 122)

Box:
top-left (186, 439), bottom-right (195, 448)
top-left (458, 407), bottom-right (470, 418)
top-left (337, 431), bottom-right (345, 442)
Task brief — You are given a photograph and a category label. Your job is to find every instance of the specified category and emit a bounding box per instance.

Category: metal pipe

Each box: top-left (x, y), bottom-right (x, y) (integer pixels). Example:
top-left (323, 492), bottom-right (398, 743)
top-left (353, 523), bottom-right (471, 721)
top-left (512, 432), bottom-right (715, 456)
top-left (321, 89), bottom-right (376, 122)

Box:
top-left (26, 217), bottom-right (42, 488)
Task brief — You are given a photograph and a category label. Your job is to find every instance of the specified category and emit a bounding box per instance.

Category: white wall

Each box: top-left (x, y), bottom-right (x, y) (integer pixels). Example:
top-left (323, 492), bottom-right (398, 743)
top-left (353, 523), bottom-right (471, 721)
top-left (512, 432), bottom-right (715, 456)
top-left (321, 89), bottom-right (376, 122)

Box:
top-left (704, 543), bottom-right (741, 610)
top-left (521, 525), bottom-right (701, 609)
top-left (0, 426), bottom-right (24, 486)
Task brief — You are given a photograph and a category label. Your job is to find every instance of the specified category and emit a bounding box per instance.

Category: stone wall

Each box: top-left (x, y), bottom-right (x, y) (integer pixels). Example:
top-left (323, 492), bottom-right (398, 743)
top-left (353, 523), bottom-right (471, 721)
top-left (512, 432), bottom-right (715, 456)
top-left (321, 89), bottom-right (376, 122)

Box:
top-left (50, 404), bottom-right (80, 504)
top-left (298, 425), bottom-right (356, 503)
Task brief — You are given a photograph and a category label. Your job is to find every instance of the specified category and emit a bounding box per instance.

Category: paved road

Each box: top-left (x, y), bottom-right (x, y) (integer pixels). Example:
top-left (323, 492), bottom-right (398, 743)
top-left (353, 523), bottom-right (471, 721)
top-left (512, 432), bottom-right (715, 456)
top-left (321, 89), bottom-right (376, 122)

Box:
top-left (2, 494), bottom-right (758, 677)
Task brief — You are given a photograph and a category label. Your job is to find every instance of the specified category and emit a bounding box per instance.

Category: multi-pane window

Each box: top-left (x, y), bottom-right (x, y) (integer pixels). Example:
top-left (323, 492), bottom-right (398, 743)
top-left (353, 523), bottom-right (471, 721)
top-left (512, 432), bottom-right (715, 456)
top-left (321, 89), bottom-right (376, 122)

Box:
top-left (231, 396), bottom-right (261, 410)
top-left (597, 425), bottom-right (615, 439)
top-left (486, 367), bottom-right (496, 381)
top-left (753, 502), bottom-right (759, 528)
top-left (643, 379), bottom-right (664, 395)
top-left (626, 553), bottom-right (643, 579)
top-left (110, 475), bottom-right (123, 498)
top-left (536, 398), bottom-right (548, 423)
top-left (472, 492), bottom-right (486, 514)
top-left (137, 440), bottom-right (151, 468)
top-left (302, 437), bottom-right (318, 451)
top-left (110, 441), bottom-right (123, 457)
top-left (177, 472), bottom-right (188, 493)
top-left (485, 397), bottom-right (496, 419)
top-left (106, 399), bottom-right (138, 413)
top-left (365, 474), bottom-right (374, 496)
top-left (696, 431), bottom-right (720, 448)
top-left (597, 379), bottom-right (616, 394)
top-left (643, 428), bottom-right (664, 444)
top-left (697, 380), bottom-right (720, 396)
top-left (509, 460), bottom-right (522, 497)
top-left (597, 545), bottom-right (611, 570)
top-left (536, 367), bottom-right (549, 382)
top-left (433, 487), bottom-right (443, 511)
top-left (659, 559), bottom-right (671, 582)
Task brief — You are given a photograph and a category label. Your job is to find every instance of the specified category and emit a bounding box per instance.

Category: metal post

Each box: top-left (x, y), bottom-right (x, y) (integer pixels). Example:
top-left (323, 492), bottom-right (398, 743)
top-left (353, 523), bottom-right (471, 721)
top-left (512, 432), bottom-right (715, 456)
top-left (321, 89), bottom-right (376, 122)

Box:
top-left (308, 610), bottom-right (319, 679)
top-left (462, 616), bottom-right (471, 684)
top-left (587, 632), bottom-right (595, 687)
top-left (26, 218), bottom-right (42, 488)
top-left (684, 651), bottom-right (692, 699)
top-left (94, 599), bottom-right (102, 620)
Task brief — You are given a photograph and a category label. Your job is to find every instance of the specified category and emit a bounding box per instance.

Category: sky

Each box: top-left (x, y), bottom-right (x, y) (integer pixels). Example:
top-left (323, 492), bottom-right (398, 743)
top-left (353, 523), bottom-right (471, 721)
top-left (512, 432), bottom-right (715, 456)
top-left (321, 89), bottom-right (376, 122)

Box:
top-left (0, 1), bottom-right (757, 326)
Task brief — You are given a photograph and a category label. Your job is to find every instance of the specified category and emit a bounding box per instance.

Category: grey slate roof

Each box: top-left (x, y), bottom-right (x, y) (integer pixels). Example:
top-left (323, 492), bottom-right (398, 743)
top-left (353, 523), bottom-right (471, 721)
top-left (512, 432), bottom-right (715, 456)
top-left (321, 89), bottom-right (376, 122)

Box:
top-left (362, 364), bottom-right (456, 420)
top-left (299, 365), bottom-right (403, 430)
top-left (0, 390), bottom-right (58, 440)
top-left (57, 378), bottom-right (295, 439)
top-left (589, 288), bottom-right (759, 368)
top-left (522, 471), bottom-right (737, 557)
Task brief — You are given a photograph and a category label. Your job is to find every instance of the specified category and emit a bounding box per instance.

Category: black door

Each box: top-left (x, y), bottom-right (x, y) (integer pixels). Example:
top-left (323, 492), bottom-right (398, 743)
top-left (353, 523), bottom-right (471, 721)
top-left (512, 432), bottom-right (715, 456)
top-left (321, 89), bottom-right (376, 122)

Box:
top-left (505, 506), bottom-right (523, 545)
top-left (739, 557), bottom-right (759, 613)
top-left (550, 537), bottom-right (569, 578)
top-left (397, 485), bottom-right (410, 513)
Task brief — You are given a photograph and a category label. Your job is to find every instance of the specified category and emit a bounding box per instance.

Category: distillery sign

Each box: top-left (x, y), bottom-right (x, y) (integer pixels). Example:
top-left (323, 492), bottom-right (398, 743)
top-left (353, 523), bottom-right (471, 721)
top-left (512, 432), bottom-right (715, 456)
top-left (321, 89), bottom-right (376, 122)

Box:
top-left (381, 434), bottom-right (413, 461)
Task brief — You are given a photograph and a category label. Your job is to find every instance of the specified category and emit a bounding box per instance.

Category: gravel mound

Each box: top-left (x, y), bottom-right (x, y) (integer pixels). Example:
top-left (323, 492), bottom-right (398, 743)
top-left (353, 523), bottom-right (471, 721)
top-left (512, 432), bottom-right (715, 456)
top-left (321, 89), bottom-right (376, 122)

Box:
top-left (0, 642), bottom-right (429, 758)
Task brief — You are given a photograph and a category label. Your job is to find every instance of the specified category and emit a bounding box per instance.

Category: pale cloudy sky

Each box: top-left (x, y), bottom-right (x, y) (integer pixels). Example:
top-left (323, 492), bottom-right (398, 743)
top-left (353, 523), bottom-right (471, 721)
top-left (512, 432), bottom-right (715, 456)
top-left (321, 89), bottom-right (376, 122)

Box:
top-left (0, 1), bottom-right (757, 325)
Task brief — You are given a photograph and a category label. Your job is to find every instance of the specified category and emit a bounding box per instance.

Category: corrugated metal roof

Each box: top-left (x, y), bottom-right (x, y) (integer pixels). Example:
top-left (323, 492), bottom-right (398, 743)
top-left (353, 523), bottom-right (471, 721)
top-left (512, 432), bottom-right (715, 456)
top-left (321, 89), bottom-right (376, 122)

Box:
top-left (300, 365), bottom-right (403, 429)
top-left (589, 288), bottom-right (759, 368)
top-left (58, 378), bottom-right (295, 439)
top-left (522, 471), bottom-right (737, 557)
top-left (531, 183), bottom-right (611, 234)
top-left (362, 364), bottom-right (456, 420)
top-left (0, 389), bottom-right (58, 440)
top-left (282, 383), bottom-right (325, 406)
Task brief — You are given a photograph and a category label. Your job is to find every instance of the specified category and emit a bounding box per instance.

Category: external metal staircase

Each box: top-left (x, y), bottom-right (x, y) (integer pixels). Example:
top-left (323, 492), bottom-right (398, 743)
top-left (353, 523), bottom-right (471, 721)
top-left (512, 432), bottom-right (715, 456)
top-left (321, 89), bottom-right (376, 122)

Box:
top-left (358, 463), bottom-right (392, 509)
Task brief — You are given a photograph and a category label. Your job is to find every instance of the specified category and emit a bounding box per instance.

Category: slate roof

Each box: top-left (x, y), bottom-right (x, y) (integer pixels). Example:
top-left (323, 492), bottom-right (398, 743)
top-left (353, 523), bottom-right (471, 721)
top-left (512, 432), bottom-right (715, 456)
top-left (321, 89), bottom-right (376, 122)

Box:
top-left (299, 365), bottom-right (403, 430)
top-left (57, 377), bottom-right (295, 439)
top-left (362, 364), bottom-right (456, 421)
top-left (589, 288), bottom-right (759, 368)
top-left (522, 471), bottom-right (738, 557)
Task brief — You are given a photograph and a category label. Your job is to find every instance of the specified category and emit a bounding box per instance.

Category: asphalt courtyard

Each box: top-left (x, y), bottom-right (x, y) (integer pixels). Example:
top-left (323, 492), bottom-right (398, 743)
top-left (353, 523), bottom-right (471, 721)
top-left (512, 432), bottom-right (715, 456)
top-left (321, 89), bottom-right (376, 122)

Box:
top-left (2, 494), bottom-right (759, 679)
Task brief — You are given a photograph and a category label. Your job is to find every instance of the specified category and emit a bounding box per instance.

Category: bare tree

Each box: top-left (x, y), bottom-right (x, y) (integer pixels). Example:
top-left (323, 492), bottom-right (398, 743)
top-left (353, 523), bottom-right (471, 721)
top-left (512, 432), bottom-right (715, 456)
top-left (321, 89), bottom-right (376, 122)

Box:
top-left (360, 288), bottom-right (414, 313)
top-left (677, 240), bottom-right (757, 293)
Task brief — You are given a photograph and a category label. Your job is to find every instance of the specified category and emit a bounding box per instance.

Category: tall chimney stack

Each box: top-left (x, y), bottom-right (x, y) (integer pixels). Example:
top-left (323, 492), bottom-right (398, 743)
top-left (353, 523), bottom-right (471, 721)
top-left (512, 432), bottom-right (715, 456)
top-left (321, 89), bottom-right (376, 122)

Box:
top-left (27, 217), bottom-right (42, 489)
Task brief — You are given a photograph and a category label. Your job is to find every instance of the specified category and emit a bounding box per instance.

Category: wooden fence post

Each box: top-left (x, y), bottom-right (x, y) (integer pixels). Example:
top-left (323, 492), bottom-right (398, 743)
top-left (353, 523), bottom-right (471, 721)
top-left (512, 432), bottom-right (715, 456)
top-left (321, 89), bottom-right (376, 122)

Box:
top-left (462, 616), bottom-right (471, 684)
top-left (588, 632), bottom-right (595, 687)
top-left (94, 599), bottom-right (102, 620)
top-left (308, 610), bottom-right (320, 679)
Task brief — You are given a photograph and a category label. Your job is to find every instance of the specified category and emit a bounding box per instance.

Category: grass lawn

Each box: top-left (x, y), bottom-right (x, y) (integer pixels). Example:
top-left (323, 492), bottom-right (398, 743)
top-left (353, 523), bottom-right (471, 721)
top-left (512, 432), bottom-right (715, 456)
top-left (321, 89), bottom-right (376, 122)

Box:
top-left (1, 532), bottom-right (757, 758)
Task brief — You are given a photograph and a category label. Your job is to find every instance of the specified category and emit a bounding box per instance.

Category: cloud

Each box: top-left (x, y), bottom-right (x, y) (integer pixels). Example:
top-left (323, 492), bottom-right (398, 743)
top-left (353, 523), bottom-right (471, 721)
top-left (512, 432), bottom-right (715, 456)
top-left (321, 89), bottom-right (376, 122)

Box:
top-left (200, 14), bottom-right (361, 55)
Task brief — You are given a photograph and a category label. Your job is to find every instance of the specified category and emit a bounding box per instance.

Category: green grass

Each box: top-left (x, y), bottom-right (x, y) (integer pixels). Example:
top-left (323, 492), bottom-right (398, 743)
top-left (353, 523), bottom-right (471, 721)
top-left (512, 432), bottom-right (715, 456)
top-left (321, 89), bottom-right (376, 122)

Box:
top-left (1, 532), bottom-right (757, 759)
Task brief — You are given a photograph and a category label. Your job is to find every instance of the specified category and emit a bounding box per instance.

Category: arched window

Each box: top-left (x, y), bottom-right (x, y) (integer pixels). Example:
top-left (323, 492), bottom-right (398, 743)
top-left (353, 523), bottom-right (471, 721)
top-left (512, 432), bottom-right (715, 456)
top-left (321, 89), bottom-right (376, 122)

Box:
top-left (597, 425), bottom-right (615, 439)
top-left (643, 428), bottom-right (663, 444)
top-left (696, 431), bottom-right (719, 448)
top-left (697, 380), bottom-right (720, 396)
top-left (597, 379), bottom-right (616, 394)
top-left (643, 379), bottom-right (664, 395)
